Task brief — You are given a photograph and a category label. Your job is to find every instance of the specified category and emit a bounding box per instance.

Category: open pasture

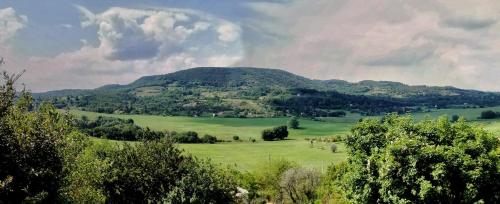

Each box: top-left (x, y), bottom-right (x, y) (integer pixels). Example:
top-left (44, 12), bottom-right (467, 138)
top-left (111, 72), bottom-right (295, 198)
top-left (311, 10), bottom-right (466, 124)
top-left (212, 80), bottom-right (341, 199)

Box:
top-left (72, 106), bottom-right (500, 171)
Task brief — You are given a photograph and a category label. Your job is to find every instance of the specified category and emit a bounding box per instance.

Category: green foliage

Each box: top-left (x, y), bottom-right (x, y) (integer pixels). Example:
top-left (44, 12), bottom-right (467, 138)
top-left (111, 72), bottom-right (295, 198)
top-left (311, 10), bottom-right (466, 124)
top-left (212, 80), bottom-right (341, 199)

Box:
top-left (171, 131), bottom-right (200, 143)
top-left (288, 116), bottom-right (300, 129)
top-left (243, 159), bottom-right (298, 202)
top-left (64, 139), bottom-right (237, 203)
top-left (279, 167), bottom-right (321, 203)
top-left (36, 67), bottom-right (500, 117)
top-left (168, 131), bottom-right (218, 144)
top-left (0, 72), bottom-right (76, 203)
top-left (233, 135), bottom-right (239, 141)
top-left (480, 110), bottom-right (500, 119)
top-left (100, 139), bottom-right (237, 203)
top-left (340, 114), bottom-right (500, 203)
top-left (0, 71), bottom-right (239, 203)
top-left (201, 134), bottom-right (217, 144)
top-left (61, 141), bottom-right (110, 203)
top-left (451, 114), bottom-right (460, 122)
top-left (262, 126), bottom-right (289, 141)
top-left (318, 162), bottom-right (349, 204)
top-left (166, 160), bottom-right (238, 203)
top-left (75, 116), bottom-right (164, 141)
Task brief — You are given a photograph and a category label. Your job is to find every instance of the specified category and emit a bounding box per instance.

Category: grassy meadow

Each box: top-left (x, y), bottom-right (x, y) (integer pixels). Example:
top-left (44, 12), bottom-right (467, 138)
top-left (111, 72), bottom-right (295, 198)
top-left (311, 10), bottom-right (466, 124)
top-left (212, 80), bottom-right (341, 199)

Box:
top-left (71, 106), bottom-right (500, 171)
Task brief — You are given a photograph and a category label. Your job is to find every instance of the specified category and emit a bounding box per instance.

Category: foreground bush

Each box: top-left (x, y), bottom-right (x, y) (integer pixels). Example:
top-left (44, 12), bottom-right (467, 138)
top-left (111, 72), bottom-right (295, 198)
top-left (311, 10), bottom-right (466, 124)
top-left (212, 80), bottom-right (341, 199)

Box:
top-left (1, 72), bottom-right (237, 203)
top-left (0, 73), bottom-right (71, 203)
top-left (279, 167), bottom-right (321, 203)
top-left (241, 159), bottom-right (297, 203)
top-left (65, 139), bottom-right (237, 203)
top-left (338, 114), bottom-right (500, 203)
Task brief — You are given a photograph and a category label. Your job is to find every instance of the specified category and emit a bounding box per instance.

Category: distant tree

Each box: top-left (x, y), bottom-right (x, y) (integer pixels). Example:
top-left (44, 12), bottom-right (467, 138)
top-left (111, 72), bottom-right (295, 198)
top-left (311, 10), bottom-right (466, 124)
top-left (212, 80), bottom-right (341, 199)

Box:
top-left (201, 134), bottom-right (217, 144)
top-left (480, 110), bottom-right (499, 119)
top-left (262, 129), bottom-right (275, 141)
top-left (339, 114), bottom-right (500, 203)
top-left (451, 114), bottom-right (460, 122)
top-left (288, 116), bottom-right (300, 129)
top-left (74, 116), bottom-right (164, 141)
top-left (233, 135), bottom-right (240, 141)
top-left (262, 126), bottom-right (288, 141)
top-left (172, 131), bottom-right (200, 143)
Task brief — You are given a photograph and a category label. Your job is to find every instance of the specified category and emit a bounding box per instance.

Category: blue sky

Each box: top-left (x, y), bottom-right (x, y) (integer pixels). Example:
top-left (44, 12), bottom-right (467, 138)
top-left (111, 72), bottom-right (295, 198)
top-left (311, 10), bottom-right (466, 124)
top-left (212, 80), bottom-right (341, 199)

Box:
top-left (1, 0), bottom-right (500, 92)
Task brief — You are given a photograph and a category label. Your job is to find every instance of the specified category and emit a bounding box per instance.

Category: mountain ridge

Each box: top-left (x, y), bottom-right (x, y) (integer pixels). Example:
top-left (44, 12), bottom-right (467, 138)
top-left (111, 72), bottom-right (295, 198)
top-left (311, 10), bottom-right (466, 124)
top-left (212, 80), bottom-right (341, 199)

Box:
top-left (34, 67), bottom-right (500, 117)
top-left (38, 66), bottom-right (497, 97)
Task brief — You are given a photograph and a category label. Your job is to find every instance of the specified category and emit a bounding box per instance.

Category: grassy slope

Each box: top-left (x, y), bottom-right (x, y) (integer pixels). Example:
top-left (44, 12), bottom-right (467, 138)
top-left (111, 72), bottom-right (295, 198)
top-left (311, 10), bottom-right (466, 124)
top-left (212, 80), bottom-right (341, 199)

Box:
top-left (71, 106), bottom-right (500, 171)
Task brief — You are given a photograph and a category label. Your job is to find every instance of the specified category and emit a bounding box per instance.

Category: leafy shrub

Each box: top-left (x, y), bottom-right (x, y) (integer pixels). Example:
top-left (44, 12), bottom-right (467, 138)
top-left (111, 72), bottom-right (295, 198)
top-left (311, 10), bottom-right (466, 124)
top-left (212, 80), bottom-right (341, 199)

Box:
top-left (287, 116), bottom-right (300, 129)
top-left (96, 139), bottom-right (237, 203)
top-left (339, 114), bottom-right (500, 203)
top-left (201, 134), bottom-right (217, 144)
top-left (169, 131), bottom-right (219, 144)
top-left (233, 135), bottom-right (239, 141)
top-left (172, 131), bottom-right (200, 143)
top-left (451, 114), bottom-right (460, 122)
top-left (244, 159), bottom-right (297, 202)
top-left (318, 162), bottom-right (349, 203)
top-left (0, 73), bottom-right (89, 203)
top-left (262, 129), bottom-right (275, 141)
top-left (262, 126), bottom-right (288, 141)
top-left (279, 167), bottom-right (321, 203)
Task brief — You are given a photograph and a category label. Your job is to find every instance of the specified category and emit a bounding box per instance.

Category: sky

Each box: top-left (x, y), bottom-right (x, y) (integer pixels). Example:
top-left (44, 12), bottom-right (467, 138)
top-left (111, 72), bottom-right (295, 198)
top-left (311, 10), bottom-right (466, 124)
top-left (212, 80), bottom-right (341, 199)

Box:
top-left (1, 0), bottom-right (500, 92)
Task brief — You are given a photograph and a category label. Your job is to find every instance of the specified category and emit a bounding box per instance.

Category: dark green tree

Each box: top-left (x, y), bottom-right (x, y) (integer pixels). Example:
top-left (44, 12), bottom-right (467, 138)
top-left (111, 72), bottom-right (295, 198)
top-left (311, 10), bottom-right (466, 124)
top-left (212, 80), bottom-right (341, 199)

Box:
top-left (341, 114), bottom-right (500, 203)
top-left (262, 126), bottom-right (288, 141)
top-left (0, 72), bottom-right (76, 203)
top-left (480, 110), bottom-right (499, 119)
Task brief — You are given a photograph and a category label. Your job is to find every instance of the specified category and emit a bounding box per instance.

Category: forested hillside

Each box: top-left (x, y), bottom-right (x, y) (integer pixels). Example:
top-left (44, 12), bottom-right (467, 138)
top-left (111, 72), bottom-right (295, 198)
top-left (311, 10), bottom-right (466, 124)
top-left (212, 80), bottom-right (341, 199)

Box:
top-left (35, 67), bottom-right (500, 117)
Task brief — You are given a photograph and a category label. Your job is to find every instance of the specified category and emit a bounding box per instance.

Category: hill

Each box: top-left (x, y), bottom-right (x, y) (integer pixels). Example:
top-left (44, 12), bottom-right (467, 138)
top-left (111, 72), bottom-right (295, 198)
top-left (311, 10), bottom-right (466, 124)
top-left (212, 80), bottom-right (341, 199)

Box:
top-left (35, 67), bottom-right (500, 117)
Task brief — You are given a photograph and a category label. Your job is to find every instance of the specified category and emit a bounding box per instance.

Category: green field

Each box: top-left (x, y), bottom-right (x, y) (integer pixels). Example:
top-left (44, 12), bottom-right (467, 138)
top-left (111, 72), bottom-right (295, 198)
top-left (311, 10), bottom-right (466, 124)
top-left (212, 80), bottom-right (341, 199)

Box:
top-left (71, 106), bottom-right (500, 171)
top-left (70, 110), bottom-right (357, 140)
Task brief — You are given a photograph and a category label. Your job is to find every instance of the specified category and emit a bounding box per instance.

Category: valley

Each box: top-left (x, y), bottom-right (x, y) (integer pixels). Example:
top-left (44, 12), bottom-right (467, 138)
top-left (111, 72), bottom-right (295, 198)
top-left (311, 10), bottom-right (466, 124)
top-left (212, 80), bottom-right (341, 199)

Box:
top-left (70, 105), bottom-right (500, 171)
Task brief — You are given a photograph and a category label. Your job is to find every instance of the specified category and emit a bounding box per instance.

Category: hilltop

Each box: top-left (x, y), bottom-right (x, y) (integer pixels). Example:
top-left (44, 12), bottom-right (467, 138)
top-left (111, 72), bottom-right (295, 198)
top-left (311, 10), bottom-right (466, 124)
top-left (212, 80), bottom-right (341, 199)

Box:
top-left (35, 67), bottom-right (500, 117)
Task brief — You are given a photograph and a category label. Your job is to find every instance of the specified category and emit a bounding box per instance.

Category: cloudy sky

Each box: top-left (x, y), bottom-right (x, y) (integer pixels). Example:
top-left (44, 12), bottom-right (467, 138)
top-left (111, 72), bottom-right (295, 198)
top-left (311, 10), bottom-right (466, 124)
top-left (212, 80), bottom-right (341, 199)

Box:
top-left (1, 0), bottom-right (500, 92)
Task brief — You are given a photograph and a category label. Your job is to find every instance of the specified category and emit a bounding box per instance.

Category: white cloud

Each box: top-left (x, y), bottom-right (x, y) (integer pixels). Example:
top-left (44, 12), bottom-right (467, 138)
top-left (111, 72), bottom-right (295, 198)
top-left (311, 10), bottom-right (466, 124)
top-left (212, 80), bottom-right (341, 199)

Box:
top-left (217, 23), bottom-right (240, 42)
top-left (242, 0), bottom-right (500, 91)
top-left (0, 7), bottom-right (27, 44)
top-left (2, 6), bottom-right (244, 92)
